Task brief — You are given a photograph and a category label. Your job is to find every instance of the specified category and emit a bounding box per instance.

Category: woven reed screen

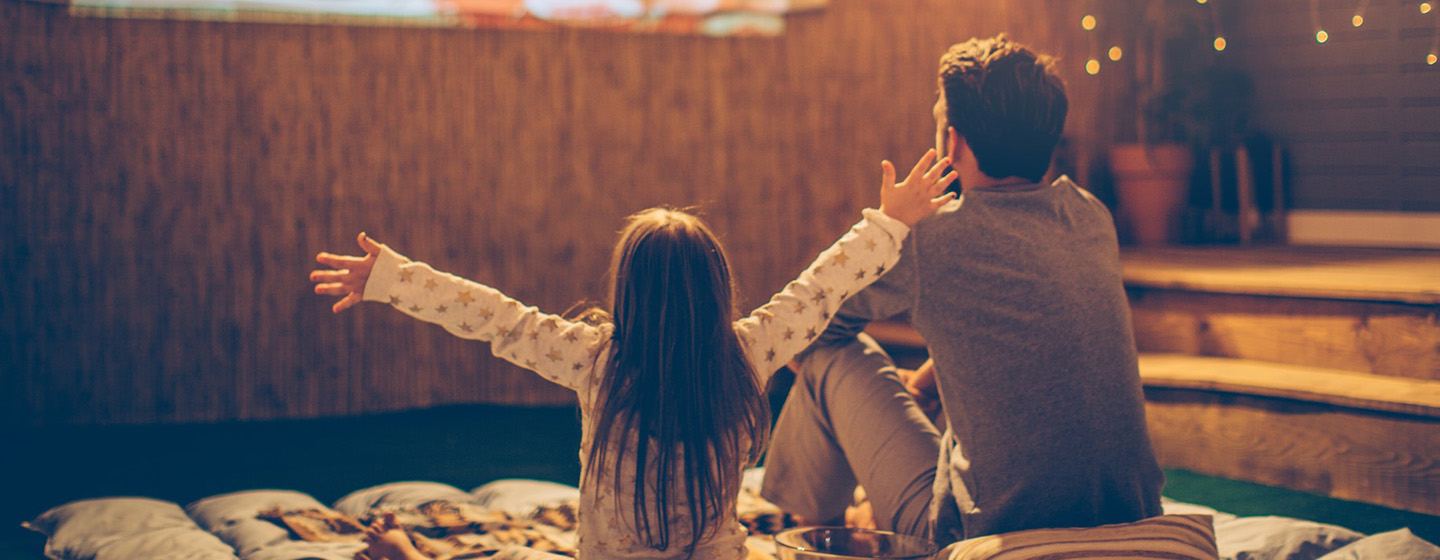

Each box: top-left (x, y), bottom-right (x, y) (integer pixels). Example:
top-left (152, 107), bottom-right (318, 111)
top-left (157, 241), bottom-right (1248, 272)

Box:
top-left (1, 0), bottom-right (1126, 426)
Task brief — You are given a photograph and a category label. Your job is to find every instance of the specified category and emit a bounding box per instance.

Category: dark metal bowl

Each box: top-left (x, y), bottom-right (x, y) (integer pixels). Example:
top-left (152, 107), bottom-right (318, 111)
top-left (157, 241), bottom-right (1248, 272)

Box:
top-left (774, 527), bottom-right (939, 559)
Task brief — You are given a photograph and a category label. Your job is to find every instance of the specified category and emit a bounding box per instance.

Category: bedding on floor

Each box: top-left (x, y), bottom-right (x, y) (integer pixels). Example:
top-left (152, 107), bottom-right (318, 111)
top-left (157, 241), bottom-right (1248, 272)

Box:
top-left (22, 472), bottom-right (1440, 560)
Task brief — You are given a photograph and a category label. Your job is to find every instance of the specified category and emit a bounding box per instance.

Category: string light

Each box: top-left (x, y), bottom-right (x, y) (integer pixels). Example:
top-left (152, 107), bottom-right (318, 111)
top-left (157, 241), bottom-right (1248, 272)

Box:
top-left (1431, 0), bottom-right (1440, 68)
top-left (1197, 0), bottom-right (1207, 3)
top-left (1081, 0), bottom-right (1099, 76)
top-left (1204, 0), bottom-right (1227, 54)
top-left (1108, 46), bottom-right (1123, 61)
top-left (1310, 0), bottom-right (1328, 44)
top-left (1353, 0), bottom-right (1369, 27)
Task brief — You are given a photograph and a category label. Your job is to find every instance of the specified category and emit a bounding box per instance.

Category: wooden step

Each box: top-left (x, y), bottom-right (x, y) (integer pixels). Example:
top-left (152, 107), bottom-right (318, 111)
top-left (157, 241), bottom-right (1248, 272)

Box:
top-left (1122, 246), bottom-right (1440, 381)
top-left (1144, 383), bottom-right (1440, 517)
top-left (1142, 353), bottom-right (1440, 516)
top-left (1139, 353), bottom-right (1440, 418)
top-left (1121, 246), bottom-right (1440, 305)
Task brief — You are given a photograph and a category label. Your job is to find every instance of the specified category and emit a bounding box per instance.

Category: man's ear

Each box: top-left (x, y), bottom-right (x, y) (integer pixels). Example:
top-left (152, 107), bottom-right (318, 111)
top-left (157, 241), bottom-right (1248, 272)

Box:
top-left (946, 127), bottom-right (963, 161)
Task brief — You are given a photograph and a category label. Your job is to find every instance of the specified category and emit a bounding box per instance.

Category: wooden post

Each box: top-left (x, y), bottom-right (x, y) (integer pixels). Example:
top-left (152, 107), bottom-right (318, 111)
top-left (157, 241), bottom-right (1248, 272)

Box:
top-left (1209, 147), bottom-right (1225, 241)
top-left (1236, 145), bottom-right (1256, 245)
top-left (1272, 143), bottom-right (1288, 242)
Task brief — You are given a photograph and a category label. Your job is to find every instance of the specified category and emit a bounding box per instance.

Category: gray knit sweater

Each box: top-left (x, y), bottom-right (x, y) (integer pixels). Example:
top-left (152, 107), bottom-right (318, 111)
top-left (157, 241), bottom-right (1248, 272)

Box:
top-left (822, 176), bottom-right (1165, 542)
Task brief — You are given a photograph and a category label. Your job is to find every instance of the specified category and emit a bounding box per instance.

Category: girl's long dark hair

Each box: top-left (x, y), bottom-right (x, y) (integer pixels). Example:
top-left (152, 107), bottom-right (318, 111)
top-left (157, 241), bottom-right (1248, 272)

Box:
top-left (584, 208), bottom-right (769, 555)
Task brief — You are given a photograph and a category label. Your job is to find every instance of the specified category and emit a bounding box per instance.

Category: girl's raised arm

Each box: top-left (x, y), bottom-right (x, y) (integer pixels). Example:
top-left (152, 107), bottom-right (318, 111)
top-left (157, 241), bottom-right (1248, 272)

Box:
top-left (734, 150), bottom-right (956, 384)
top-left (311, 234), bottom-right (608, 392)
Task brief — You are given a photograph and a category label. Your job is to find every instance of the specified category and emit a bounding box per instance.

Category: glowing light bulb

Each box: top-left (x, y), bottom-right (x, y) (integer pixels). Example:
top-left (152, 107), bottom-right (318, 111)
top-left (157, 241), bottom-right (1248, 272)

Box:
top-left (1423, 2), bottom-right (1433, 14)
top-left (1429, 53), bottom-right (1438, 65)
top-left (1108, 46), bottom-right (1123, 61)
top-left (1316, 30), bottom-right (1329, 43)
top-left (1214, 37), bottom-right (1228, 51)
top-left (1081, 15), bottom-right (1096, 30)
top-left (1086, 59), bottom-right (1101, 75)
top-left (1196, 0), bottom-right (1207, 3)
top-left (1353, 14), bottom-right (1364, 26)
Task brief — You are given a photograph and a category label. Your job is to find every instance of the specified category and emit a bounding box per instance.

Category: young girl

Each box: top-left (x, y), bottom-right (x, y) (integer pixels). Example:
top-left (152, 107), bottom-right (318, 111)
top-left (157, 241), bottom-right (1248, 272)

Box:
top-left (310, 150), bottom-right (957, 560)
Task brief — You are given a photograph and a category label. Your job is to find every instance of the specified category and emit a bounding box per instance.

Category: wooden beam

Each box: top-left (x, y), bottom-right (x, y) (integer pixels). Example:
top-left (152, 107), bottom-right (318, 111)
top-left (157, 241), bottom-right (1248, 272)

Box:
top-left (1121, 247), bottom-right (1440, 305)
top-left (1128, 289), bottom-right (1440, 381)
top-left (1145, 388), bottom-right (1440, 517)
top-left (1139, 353), bottom-right (1440, 419)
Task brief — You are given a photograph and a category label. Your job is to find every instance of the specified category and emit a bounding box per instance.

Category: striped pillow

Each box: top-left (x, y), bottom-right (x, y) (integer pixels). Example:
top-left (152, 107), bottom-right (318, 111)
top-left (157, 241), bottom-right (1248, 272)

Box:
top-left (941, 514), bottom-right (1217, 560)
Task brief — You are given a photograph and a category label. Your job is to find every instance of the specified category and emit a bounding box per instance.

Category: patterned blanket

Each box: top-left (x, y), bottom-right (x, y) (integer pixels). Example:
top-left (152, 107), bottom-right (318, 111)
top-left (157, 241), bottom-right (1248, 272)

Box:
top-left (258, 488), bottom-right (796, 559)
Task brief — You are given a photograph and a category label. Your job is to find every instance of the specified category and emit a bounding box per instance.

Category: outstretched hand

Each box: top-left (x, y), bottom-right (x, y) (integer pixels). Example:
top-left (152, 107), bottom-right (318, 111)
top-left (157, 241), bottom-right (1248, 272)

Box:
top-left (878, 149), bottom-right (959, 227)
top-left (310, 232), bottom-right (383, 314)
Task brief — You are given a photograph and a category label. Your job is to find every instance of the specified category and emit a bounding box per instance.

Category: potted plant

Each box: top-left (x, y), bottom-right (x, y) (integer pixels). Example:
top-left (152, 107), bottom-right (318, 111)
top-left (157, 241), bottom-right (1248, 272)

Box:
top-left (1109, 0), bottom-right (1251, 245)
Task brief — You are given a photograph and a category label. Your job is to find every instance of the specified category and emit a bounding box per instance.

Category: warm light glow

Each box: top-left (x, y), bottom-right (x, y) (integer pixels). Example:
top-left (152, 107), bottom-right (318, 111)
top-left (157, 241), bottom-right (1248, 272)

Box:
top-left (1082, 14), bottom-right (1097, 30)
top-left (1352, 14), bottom-right (1364, 26)
top-left (1108, 46), bottom-right (1123, 61)
top-left (1316, 30), bottom-right (1330, 43)
top-left (1086, 59), bottom-right (1101, 75)
top-left (1214, 37), bottom-right (1228, 51)
top-left (1197, 0), bottom-right (1207, 3)
top-left (1430, 53), bottom-right (1439, 65)
top-left (1423, 2), bottom-right (1433, 14)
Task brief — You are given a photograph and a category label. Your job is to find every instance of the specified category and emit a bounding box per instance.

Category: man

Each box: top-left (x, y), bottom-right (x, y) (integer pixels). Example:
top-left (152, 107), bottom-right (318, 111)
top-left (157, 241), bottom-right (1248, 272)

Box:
top-left (760, 35), bottom-right (1165, 546)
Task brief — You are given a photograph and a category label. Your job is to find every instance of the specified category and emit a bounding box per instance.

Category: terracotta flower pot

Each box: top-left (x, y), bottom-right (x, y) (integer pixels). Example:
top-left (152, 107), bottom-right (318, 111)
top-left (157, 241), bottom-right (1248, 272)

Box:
top-left (1110, 143), bottom-right (1195, 246)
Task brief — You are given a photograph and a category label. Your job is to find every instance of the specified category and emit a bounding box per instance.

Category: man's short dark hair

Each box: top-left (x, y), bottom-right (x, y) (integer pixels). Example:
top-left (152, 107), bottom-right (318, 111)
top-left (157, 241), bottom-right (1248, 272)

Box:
top-left (939, 35), bottom-right (1068, 183)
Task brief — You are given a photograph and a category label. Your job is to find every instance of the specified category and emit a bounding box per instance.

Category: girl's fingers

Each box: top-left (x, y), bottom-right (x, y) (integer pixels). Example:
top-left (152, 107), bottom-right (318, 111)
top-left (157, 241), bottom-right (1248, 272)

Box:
top-left (907, 149), bottom-right (937, 181)
top-left (314, 282), bottom-right (350, 296)
top-left (316, 252), bottom-right (366, 269)
top-left (929, 192), bottom-right (958, 208)
top-left (935, 171), bottom-right (959, 193)
top-left (310, 269), bottom-right (348, 283)
top-left (881, 160), bottom-right (897, 189)
top-left (357, 232), bottom-right (383, 255)
top-left (924, 158), bottom-right (952, 182)
top-left (332, 292), bottom-right (361, 314)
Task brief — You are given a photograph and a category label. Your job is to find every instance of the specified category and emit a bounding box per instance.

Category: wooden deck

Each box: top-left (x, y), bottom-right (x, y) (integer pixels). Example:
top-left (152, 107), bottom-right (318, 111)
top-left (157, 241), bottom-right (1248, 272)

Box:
top-left (1120, 245), bottom-right (1440, 305)
top-left (1124, 246), bottom-right (1440, 381)
top-left (1139, 354), bottom-right (1440, 419)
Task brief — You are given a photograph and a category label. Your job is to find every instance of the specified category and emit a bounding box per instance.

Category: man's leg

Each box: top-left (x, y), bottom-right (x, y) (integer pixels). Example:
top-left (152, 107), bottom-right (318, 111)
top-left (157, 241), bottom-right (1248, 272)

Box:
top-left (761, 333), bottom-right (941, 537)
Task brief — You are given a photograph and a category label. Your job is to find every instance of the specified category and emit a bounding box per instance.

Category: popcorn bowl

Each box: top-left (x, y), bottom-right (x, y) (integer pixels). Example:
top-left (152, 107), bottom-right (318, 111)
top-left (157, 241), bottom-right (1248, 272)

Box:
top-left (774, 527), bottom-right (938, 559)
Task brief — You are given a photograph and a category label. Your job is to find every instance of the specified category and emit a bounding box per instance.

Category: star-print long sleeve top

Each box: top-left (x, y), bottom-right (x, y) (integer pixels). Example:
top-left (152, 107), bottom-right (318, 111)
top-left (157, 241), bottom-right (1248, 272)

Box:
top-left (360, 208), bottom-right (909, 560)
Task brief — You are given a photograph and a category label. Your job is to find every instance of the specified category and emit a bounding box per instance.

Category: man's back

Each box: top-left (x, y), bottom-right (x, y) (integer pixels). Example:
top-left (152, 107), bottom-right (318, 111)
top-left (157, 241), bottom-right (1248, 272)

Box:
top-left (909, 176), bottom-right (1164, 539)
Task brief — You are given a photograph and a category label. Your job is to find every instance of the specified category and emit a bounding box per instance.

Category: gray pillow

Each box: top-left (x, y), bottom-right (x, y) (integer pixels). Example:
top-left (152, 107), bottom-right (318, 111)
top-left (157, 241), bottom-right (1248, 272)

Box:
top-left (471, 479), bottom-right (580, 516)
top-left (1315, 528), bottom-right (1440, 560)
top-left (1215, 516), bottom-right (1364, 560)
top-left (23, 497), bottom-right (238, 560)
top-left (332, 481), bottom-right (477, 517)
top-left (186, 490), bottom-right (364, 560)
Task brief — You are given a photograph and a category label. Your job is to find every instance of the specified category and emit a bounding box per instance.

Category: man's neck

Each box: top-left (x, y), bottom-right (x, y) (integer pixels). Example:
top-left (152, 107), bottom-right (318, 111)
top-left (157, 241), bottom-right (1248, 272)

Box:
top-left (961, 174), bottom-right (1034, 191)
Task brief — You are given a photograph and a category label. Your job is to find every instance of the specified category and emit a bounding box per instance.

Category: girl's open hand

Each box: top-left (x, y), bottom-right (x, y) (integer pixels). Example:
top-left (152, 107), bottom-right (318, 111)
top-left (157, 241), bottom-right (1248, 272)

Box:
top-left (310, 232), bottom-right (383, 313)
top-left (877, 149), bottom-right (959, 227)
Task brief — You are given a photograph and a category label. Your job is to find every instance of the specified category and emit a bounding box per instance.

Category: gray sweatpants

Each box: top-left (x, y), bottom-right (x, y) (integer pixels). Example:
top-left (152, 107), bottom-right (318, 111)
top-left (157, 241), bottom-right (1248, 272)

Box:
top-left (760, 334), bottom-right (942, 538)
